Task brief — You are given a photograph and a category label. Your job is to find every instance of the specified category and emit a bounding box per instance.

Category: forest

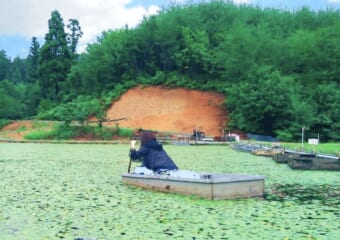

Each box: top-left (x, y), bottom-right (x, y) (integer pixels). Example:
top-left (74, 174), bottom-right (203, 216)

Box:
top-left (0, 1), bottom-right (339, 141)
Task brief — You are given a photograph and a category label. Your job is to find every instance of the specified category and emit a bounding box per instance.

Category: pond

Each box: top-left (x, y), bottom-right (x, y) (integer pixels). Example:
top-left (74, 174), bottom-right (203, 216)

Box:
top-left (0, 143), bottom-right (339, 239)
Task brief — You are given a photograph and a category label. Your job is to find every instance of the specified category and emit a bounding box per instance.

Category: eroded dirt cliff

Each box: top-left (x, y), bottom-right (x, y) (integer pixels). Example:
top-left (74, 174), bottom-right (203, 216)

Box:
top-left (104, 86), bottom-right (227, 137)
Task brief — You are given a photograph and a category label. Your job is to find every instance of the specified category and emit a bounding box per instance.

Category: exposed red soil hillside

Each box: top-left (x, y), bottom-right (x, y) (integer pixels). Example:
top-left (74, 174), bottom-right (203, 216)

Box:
top-left (0, 121), bottom-right (53, 140)
top-left (104, 86), bottom-right (227, 137)
top-left (1, 121), bottom-right (33, 131)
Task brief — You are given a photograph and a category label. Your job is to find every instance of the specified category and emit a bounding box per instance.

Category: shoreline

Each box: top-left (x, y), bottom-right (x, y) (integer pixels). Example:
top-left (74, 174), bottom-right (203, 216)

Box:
top-left (0, 139), bottom-right (130, 144)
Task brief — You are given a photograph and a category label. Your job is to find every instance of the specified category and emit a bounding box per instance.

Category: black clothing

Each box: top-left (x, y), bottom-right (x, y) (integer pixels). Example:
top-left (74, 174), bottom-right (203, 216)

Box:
top-left (130, 140), bottom-right (178, 171)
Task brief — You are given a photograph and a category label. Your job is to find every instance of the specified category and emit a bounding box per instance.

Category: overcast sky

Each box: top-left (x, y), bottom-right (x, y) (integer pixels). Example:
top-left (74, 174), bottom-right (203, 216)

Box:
top-left (1, 0), bottom-right (339, 59)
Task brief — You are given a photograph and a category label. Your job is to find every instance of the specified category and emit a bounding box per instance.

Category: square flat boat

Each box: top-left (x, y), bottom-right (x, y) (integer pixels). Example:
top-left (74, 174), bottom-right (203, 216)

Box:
top-left (122, 172), bottom-right (265, 200)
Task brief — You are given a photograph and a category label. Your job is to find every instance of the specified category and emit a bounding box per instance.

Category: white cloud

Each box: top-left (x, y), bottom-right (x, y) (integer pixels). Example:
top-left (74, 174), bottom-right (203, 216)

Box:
top-left (0, 0), bottom-right (160, 52)
top-left (328, 0), bottom-right (340, 2)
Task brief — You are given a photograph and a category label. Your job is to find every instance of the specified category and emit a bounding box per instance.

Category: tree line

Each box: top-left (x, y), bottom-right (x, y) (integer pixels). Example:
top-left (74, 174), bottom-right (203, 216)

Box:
top-left (0, 1), bottom-right (339, 141)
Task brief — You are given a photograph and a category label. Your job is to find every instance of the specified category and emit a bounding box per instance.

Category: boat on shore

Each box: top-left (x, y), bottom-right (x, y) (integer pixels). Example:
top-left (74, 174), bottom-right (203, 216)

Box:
top-left (122, 171), bottom-right (265, 200)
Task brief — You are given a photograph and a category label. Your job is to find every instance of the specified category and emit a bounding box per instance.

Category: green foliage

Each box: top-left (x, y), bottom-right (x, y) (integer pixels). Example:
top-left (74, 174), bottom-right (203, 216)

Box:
top-left (275, 130), bottom-right (294, 142)
top-left (53, 125), bottom-right (81, 139)
top-left (214, 23), bottom-right (257, 83)
top-left (0, 80), bottom-right (26, 118)
top-left (92, 126), bottom-right (133, 139)
top-left (0, 119), bottom-right (12, 129)
top-left (23, 130), bottom-right (55, 140)
top-left (7, 57), bottom-right (28, 83)
top-left (279, 142), bottom-right (340, 155)
top-left (22, 82), bottom-right (41, 116)
top-left (118, 127), bottom-right (134, 137)
top-left (309, 82), bottom-right (340, 142)
top-left (226, 66), bottom-right (308, 137)
top-left (101, 83), bottom-right (132, 108)
top-left (31, 120), bottom-right (51, 128)
top-left (27, 37), bottom-right (40, 84)
top-left (66, 19), bottom-right (83, 57)
top-left (92, 127), bottom-right (114, 140)
top-left (174, 26), bottom-right (211, 77)
top-left (24, 124), bottom-right (76, 140)
top-left (37, 99), bottom-right (57, 114)
top-left (24, 123), bottom-right (133, 140)
top-left (38, 10), bottom-right (72, 101)
top-left (38, 95), bottom-right (104, 125)
top-left (0, 50), bottom-right (11, 81)
top-left (2, 3), bottom-right (340, 141)
top-left (0, 144), bottom-right (339, 239)
top-left (17, 125), bottom-right (27, 132)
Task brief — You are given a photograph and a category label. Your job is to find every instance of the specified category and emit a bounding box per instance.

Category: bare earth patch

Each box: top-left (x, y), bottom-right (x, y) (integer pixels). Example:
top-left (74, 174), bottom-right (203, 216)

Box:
top-left (0, 121), bottom-right (54, 141)
top-left (0, 86), bottom-right (227, 140)
top-left (104, 86), bottom-right (227, 137)
top-left (0, 121), bottom-right (34, 140)
top-left (1, 121), bottom-right (33, 131)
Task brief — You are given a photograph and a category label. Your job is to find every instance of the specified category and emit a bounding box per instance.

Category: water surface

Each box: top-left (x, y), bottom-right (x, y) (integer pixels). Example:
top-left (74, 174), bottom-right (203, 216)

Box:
top-left (0, 143), bottom-right (338, 239)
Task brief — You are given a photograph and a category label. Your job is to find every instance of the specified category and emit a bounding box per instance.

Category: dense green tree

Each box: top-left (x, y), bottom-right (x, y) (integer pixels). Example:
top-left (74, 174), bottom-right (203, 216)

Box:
top-left (309, 82), bottom-right (340, 141)
top-left (39, 95), bottom-right (104, 126)
top-left (214, 24), bottom-right (257, 84)
top-left (2, 2), bottom-right (340, 141)
top-left (133, 16), bottom-right (160, 76)
top-left (66, 19), bottom-right (83, 58)
top-left (174, 27), bottom-right (211, 79)
top-left (38, 10), bottom-right (72, 101)
top-left (0, 88), bottom-right (18, 118)
top-left (226, 66), bottom-right (309, 137)
top-left (7, 57), bottom-right (27, 83)
top-left (63, 2), bottom-right (339, 140)
top-left (27, 37), bottom-right (40, 84)
top-left (66, 29), bottom-right (132, 95)
top-left (0, 80), bottom-right (25, 118)
top-left (314, 23), bottom-right (340, 84)
top-left (0, 50), bottom-right (11, 81)
top-left (22, 82), bottom-right (41, 117)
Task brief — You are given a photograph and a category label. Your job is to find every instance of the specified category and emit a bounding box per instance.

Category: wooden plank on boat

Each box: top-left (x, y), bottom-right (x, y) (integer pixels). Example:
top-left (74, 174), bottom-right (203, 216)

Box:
top-left (122, 173), bottom-right (265, 200)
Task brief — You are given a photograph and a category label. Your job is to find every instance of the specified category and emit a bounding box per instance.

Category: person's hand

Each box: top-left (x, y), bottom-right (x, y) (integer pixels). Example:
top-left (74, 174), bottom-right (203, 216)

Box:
top-left (130, 140), bottom-right (137, 149)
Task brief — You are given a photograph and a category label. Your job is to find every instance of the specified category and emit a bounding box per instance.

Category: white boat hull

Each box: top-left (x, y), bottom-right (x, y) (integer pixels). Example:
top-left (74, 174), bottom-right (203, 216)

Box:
top-left (122, 172), bottom-right (265, 200)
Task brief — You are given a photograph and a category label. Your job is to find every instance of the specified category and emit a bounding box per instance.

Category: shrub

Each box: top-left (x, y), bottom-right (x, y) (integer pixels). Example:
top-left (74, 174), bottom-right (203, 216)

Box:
top-left (118, 127), bottom-right (134, 137)
top-left (0, 119), bottom-right (12, 129)
top-left (17, 125), bottom-right (27, 132)
top-left (31, 120), bottom-right (51, 129)
top-left (51, 125), bottom-right (79, 139)
top-left (24, 130), bottom-right (56, 140)
top-left (93, 127), bottom-right (116, 140)
top-left (23, 124), bottom-right (134, 140)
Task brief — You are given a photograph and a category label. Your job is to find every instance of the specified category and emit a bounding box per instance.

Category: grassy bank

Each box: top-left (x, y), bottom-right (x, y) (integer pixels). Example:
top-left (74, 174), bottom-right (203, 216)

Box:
top-left (23, 124), bottom-right (134, 140)
top-left (279, 142), bottom-right (339, 155)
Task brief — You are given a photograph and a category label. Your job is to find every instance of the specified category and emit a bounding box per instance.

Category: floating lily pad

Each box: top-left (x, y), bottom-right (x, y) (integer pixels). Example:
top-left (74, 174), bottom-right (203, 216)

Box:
top-left (0, 143), bottom-right (339, 239)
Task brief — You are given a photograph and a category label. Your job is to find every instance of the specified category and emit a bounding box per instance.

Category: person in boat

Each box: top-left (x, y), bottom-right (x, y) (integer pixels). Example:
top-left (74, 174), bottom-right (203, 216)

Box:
top-left (129, 131), bottom-right (178, 172)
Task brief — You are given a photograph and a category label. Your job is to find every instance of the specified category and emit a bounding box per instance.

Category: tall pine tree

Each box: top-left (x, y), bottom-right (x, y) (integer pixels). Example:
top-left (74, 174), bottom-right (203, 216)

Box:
top-left (38, 10), bottom-right (71, 102)
top-left (0, 50), bottom-right (11, 81)
top-left (27, 37), bottom-right (40, 84)
top-left (67, 19), bottom-right (83, 59)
